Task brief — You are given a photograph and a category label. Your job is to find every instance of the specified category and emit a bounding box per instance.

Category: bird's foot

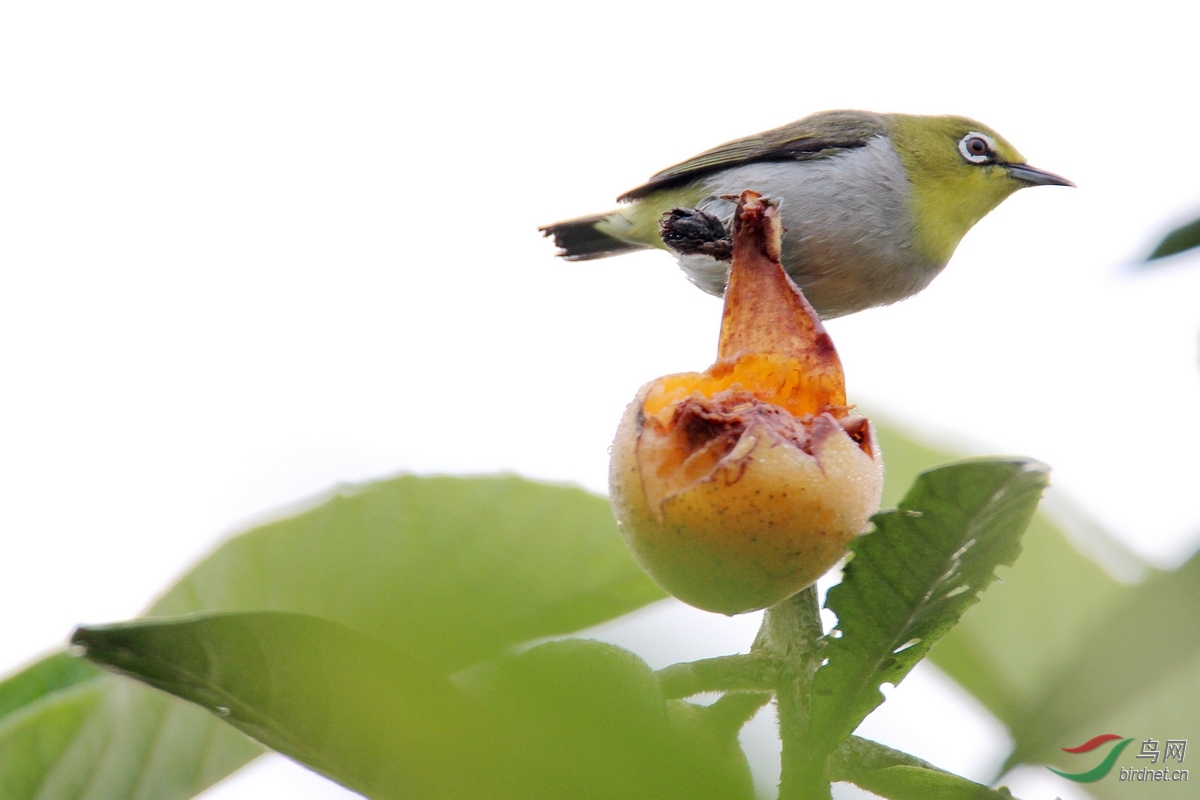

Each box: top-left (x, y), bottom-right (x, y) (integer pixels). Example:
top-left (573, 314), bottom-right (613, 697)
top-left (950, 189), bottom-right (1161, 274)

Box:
top-left (660, 207), bottom-right (733, 262)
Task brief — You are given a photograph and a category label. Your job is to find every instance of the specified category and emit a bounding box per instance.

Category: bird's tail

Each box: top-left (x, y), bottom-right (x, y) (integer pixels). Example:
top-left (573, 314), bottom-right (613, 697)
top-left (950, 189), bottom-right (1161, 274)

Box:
top-left (539, 212), bottom-right (650, 261)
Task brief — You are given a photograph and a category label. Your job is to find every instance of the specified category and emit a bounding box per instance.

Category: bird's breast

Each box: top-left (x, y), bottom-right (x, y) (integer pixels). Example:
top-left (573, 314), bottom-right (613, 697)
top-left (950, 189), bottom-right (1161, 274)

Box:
top-left (682, 136), bottom-right (944, 318)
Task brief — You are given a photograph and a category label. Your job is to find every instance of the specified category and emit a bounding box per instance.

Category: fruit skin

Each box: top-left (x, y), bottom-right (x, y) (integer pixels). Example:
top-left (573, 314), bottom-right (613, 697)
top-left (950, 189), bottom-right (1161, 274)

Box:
top-left (609, 381), bottom-right (882, 616)
top-left (608, 191), bottom-right (883, 615)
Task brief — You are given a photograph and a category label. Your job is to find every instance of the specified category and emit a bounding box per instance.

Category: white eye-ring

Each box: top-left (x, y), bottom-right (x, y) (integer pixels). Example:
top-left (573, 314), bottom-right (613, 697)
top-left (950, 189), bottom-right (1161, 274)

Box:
top-left (958, 132), bottom-right (996, 164)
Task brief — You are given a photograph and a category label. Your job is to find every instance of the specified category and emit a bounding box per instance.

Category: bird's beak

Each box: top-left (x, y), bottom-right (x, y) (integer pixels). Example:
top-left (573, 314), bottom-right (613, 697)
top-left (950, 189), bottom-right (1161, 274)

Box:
top-left (1004, 163), bottom-right (1075, 187)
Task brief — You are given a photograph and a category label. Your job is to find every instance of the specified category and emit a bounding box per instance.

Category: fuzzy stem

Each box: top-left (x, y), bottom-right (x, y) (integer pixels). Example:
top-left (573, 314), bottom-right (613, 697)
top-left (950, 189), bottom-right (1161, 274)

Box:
top-left (704, 690), bottom-right (774, 732)
top-left (765, 586), bottom-right (831, 800)
top-left (655, 653), bottom-right (778, 699)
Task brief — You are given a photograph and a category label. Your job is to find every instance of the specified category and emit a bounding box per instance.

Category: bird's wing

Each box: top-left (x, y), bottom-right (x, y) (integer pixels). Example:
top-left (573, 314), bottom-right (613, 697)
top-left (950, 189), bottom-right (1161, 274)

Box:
top-left (617, 110), bottom-right (889, 202)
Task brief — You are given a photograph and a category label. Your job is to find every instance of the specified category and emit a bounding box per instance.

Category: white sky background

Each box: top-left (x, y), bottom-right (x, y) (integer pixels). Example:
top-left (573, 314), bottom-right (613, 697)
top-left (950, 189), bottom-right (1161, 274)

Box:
top-left (1, 1), bottom-right (1197, 798)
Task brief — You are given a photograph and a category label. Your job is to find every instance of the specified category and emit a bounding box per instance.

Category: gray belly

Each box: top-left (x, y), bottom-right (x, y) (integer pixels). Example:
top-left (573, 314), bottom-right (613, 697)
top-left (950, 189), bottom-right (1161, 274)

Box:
top-left (677, 137), bottom-right (943, 319)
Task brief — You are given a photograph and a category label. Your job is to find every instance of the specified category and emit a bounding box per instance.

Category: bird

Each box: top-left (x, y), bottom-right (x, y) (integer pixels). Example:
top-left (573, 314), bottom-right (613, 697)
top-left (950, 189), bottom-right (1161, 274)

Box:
top-left (540, 110), bottom-right (1072, 319)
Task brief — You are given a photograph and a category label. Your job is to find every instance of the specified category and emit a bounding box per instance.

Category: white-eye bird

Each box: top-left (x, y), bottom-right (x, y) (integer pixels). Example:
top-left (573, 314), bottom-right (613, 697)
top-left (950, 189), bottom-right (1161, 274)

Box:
top-left (541, 110), bottom-right (1072, 319)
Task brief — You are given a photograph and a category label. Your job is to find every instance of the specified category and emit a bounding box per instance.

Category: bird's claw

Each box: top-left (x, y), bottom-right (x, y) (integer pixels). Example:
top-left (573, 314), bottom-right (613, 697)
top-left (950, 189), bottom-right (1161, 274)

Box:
top-left (660, 207), bottom-right (733, 262)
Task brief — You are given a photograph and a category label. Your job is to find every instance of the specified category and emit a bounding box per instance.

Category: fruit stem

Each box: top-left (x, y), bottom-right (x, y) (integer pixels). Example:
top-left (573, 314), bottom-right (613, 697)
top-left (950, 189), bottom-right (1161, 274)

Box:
top-left (765, 586), bottom-right (832, 800)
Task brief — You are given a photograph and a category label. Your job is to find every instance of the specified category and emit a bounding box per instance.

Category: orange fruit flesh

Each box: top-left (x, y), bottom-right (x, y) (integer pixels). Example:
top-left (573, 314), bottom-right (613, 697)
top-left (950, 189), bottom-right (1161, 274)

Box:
top-left (642, 353), bottom-right (846, 422)
top-left (637, 351), bottom-right (851, 514)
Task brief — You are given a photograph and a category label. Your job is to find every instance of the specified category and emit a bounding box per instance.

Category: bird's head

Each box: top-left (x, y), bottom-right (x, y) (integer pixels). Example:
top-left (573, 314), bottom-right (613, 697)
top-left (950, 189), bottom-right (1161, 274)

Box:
top-left (884, 114), bottom-right (1072, 265)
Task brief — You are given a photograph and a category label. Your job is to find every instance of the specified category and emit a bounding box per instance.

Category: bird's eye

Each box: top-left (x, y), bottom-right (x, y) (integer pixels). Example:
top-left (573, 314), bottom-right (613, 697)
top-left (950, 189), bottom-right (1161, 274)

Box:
top-left (958, 132), bottom-right (996, 164)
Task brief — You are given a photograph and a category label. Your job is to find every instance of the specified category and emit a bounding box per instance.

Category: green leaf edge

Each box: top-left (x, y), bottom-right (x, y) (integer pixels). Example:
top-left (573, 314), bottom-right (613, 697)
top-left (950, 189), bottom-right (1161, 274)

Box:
top-left (828, 736), bottom-right (1023, 800)
top-left (810, 457), bottom-right (1050, 754)
top-left (0, 652), bottom-right (102, 724)
top-left (1147, 215), bottom-right (1200, 261)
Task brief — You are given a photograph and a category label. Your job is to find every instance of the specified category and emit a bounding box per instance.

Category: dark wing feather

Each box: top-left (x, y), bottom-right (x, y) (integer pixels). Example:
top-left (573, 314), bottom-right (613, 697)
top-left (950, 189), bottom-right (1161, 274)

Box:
top-left (617, 110), bottom-right (889, 202)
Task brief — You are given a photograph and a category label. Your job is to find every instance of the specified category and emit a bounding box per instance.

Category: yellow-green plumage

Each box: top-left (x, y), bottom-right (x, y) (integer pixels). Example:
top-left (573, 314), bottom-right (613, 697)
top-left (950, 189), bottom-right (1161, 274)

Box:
top-left (595, 186), bottom-right (708, 253)
top-left (885, 115), bottom-right (1030, 266)
top-left (541, 110), bottom-right (1070, 319)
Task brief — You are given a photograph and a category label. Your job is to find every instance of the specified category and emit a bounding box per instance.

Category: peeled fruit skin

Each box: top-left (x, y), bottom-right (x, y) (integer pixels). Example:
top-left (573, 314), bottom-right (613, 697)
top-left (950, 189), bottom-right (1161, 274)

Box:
top-left (610, 380), bottom-right (883, 616)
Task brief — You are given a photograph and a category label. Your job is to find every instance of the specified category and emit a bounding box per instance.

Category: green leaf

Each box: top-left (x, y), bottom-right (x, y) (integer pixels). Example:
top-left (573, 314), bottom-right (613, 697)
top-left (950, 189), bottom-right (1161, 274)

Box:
top-left (0, 652), bottom-right (100, 723)
top-left (828, 736), bottom-right (1024, 800)
top-left (872, 422), bottom-right (1200, 799)
top-left (932, 509), bottom-right (1141, 729)
top-left (808, 459), bottom-right (1050, 755)
top-left (76, 611), bottom-right (755, 800)
top-left (873, 421), bottom-right (1139, 728)
top-left (0, 682), bottom-right (103, 799)
top-left (1147, 215), bottom-right (1200, 261)
top-left (849, 766), bottom-right (1015, 800)
top-left (0, 651), bottom-right (256, 800)
top-left (75, 611), bottom-right (454, 798)
top-left (0, 671), bottom-right (262, 800)
top-left (1005, 552), bottom-right (1200, 776)
top-left (149, 474), bottom-right (664, 673)
top-left (7, 474), bottom-right (660, 799)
